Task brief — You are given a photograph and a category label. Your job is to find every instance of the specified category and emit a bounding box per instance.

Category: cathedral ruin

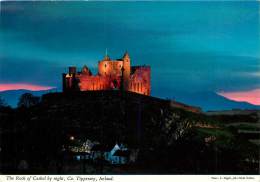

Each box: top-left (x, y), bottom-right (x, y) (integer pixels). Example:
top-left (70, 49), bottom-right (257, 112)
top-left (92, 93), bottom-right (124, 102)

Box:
top-left (62, 52), bottom-right (151, 95)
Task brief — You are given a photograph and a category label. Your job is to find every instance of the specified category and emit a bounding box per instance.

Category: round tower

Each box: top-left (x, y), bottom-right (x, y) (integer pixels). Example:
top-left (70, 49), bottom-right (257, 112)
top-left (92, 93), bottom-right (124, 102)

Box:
top-left (98, 54), bottom-right (111, 76)
top-left (122, 51), bottom-right (131, 90)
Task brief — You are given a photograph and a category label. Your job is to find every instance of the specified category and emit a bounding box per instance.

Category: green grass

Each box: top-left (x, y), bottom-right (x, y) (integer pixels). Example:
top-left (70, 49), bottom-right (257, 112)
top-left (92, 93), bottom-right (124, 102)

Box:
top-left (234, 124), bottom-right (260, 131)
top-left (196, 127), bottom-right (233, 139)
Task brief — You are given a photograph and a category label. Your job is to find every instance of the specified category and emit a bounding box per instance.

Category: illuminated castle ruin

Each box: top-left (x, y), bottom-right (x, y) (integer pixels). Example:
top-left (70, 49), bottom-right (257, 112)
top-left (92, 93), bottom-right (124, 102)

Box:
top-left (62, 52), bottom-right (151, 95)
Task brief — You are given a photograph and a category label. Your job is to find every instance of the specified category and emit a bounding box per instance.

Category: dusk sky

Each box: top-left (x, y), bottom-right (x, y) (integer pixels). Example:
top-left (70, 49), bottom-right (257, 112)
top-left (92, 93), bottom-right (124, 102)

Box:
top-left (0, 1), bottom-right (259, 107)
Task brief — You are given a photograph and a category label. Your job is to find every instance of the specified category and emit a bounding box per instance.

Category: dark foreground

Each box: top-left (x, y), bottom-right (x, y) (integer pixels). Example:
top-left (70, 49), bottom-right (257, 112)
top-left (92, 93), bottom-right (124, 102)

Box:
top-left (0, 91), bottom-right (259, 174)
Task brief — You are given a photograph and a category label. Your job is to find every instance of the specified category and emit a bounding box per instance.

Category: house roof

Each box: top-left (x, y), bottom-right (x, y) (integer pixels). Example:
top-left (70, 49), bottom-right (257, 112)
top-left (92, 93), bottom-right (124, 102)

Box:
top-left (113, 150), bottom-right (130, 157)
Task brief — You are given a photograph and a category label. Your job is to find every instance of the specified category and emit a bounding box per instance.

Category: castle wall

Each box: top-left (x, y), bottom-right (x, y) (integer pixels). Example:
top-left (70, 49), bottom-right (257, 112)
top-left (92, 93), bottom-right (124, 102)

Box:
top-left (170, 101), bottom-right (202, 113)
top-left (78, 75), bottom-right (109, 91)
top-left (98, 60), bottom-right (123, 77)
top-left (78, 74), bottom-right (123, 91)
top-left (63, 73), bottom-right (79, 91)
top-left (129, 66), bottom-right (151, 95)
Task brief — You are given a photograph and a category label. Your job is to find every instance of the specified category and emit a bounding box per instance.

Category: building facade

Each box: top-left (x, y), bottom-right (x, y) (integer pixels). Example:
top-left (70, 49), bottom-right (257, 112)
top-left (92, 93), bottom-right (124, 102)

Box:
top-left (62, 52), bottom-right (151, 95)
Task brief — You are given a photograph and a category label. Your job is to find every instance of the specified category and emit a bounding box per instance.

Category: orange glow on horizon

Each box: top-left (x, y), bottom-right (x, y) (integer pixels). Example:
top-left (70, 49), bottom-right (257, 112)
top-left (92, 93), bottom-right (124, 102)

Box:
top-left (218, 89), bottom-right (260, 105)
top-left (0, 83), bottom-right (55, 92)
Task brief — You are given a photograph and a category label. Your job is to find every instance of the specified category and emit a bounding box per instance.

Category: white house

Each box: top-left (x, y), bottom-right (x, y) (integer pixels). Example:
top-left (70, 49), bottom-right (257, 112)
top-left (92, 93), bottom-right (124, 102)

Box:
top-left (106, 144), bottom-right (130, 165)
top-left (72, 142), bottom-right (132, 165)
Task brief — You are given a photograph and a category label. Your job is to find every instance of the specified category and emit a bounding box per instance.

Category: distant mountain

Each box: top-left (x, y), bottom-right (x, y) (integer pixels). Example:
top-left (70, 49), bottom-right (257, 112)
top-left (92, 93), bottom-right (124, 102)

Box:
top-left (0, 89), bottom-right (57, 108)
top-left (0, 89), bottom-right (259, 111)
top-left (170, 91), bottom-right (260, 111)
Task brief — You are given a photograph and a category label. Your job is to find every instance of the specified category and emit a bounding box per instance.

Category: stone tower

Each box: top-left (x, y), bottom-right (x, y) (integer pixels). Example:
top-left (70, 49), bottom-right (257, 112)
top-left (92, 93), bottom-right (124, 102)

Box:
top-left (122, 51), bottom-right (131, 90)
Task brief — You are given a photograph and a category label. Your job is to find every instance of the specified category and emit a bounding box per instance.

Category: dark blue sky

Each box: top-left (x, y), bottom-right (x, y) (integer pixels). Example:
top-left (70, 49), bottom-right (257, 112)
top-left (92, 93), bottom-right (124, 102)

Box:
top-left (1, 1), bottom-right (259, 106)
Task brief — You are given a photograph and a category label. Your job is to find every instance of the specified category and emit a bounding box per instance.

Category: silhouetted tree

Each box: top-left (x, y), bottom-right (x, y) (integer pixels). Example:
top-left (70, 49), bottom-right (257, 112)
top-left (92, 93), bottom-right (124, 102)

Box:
top-left (18, 93), bottom-right (40, 108)
top-left (0, 96), bottom-right (7, 108)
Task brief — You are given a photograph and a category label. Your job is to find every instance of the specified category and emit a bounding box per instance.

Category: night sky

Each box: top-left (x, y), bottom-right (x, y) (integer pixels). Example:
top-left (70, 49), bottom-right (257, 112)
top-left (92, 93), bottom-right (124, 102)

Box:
top-left (0, 1), bottom-right (259, 107)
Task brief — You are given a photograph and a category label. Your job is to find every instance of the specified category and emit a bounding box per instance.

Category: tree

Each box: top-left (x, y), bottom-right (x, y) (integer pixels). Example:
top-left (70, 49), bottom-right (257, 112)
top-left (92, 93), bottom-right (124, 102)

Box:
top-left (18, 93), bottom-right (40, 108)
top-left (0, 96), bottom-right (7, 108)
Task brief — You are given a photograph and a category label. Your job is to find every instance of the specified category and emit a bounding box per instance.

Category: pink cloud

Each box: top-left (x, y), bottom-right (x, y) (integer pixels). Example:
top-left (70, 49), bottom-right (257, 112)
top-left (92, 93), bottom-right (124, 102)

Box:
top-left (0, 83), bottom-right (55, 92)
top-left (218, 88), bottom-right (260, 105)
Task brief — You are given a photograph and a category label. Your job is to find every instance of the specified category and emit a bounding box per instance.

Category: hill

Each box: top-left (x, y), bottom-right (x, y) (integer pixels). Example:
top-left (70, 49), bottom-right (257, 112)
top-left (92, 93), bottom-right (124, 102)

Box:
top-left (0, 91), bottom-right (259, 174)
top-left (1, 89), bottom-right (260, 111)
